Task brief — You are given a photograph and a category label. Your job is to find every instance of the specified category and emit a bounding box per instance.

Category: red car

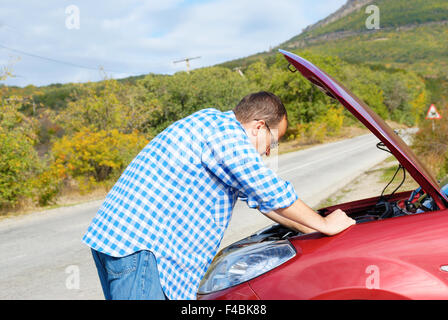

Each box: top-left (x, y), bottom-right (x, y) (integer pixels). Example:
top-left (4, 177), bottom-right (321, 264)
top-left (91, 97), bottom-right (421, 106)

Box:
top-left (197, 50), bottom-right (448, 300)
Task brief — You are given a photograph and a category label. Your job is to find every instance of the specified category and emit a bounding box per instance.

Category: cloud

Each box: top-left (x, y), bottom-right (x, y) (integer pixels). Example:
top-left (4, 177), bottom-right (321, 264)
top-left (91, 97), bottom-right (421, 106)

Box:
top-left (0, 0), bottom-right (346, 86)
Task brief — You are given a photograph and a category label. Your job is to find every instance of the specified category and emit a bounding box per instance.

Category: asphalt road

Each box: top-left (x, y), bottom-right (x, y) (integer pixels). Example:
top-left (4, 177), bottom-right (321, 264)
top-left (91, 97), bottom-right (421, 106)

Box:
top-left (0, 133), bottom-right (395, 299)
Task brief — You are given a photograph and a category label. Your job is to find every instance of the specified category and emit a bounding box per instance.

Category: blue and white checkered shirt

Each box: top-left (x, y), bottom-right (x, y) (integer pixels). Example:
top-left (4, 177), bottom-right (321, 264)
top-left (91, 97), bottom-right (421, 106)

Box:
top-left (82, 108), bottom-right (298, 300)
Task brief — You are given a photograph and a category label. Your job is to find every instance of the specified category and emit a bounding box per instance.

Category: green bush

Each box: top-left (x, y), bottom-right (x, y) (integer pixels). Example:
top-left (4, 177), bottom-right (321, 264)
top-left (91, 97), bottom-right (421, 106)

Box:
top-left (0, 98), bottom-right (42, 209)
top-left (0, 130), bottom-right (41, 208)
top-left (31, 160), bottom-right (64, 207)
top-left (51, 127), bottom-right (149, 192)
top-left (319, 107), bottom-right (344, 136)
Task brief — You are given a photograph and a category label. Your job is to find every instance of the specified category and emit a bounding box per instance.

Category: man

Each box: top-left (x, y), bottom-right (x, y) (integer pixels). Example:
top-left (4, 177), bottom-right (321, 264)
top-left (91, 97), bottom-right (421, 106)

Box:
top-left (82, 91), bottom-right (355, 300)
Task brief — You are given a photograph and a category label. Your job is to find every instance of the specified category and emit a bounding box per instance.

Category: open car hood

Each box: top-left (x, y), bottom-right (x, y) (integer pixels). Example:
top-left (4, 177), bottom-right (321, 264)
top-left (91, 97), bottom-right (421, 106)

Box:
top-left (279, 49), bottom-right (448, 210)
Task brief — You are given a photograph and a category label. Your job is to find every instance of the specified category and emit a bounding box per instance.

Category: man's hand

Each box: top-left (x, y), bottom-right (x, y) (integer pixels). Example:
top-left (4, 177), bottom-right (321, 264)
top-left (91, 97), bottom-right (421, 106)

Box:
top-left (274, 199), bottom-right (355, 236)
top-left (322, 208), bottom-right (356, 236)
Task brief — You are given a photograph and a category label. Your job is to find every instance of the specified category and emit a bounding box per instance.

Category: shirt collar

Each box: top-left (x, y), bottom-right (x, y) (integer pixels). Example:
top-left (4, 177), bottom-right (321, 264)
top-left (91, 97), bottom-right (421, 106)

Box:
top-left (224, 109), bottom-right (247, 135)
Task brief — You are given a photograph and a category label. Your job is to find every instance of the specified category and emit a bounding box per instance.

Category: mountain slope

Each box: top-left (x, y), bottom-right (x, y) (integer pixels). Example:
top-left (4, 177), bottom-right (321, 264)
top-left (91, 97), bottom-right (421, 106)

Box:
top-left (221, 0), bottom-right (448, 79)
top-left (288, 0), bottom-right (448, 40)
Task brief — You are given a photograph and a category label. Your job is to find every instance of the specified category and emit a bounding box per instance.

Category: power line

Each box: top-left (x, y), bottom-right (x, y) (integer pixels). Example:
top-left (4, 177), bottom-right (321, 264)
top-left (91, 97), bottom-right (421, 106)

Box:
top-left (0, 22), bottom-right (126, 74)
top-left (0, 43), bottom-right (129, 74)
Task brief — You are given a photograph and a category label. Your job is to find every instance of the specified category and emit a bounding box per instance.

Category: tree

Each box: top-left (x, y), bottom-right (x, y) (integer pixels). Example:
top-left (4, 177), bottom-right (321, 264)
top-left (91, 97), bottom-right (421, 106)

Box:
top-left (137, 67), bottom-right (253, 133)
top-left (0, 97), bottom-right (41, 208)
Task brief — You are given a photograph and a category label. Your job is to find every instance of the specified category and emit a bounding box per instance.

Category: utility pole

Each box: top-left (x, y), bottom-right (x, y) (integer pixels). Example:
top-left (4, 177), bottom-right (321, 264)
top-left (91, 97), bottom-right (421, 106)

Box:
top-left (173, 56), bottom-right (201, 74)
top-left (233, 67), bottom-right (245, 77)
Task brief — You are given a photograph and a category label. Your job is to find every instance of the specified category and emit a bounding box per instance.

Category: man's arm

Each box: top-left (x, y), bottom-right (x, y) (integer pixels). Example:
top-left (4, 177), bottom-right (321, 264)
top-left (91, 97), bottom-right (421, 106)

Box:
top-left (273, 198), bottom-right (355, 236)
top-left (201, 127), bottom-right (354, 235)
top-left (264, 210), bottom-right (317, 234)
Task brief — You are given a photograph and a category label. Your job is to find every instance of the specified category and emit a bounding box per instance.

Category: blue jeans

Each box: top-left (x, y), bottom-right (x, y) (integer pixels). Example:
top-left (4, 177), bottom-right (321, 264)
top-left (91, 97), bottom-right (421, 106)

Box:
top-left (91, 248), bottom-right (168, 300)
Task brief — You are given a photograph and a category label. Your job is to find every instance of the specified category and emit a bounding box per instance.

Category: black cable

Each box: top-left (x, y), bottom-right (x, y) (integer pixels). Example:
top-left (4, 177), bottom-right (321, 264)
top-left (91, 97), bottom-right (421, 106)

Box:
top-left (381, 164), bottom-right (401, 198)
top-left (377, 141), bottom-right (406, 200)
top-left (376, 141), bottom-right (391, 154)
top-left (389, 165), bottom-right (406, 197)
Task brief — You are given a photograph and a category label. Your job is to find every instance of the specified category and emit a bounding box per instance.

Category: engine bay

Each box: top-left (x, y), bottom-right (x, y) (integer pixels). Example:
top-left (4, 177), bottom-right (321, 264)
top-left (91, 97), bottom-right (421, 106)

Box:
top-left (318, 185), bottom-right (441, 226)
top-left (344, 188), bottom-right (438, 224)
top-left (223, 185), bottom-right (444, 249)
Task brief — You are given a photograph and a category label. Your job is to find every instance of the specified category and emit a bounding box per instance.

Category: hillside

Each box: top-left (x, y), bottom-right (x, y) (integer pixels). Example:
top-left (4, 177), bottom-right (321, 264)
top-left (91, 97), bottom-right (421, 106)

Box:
top-left (221, 0), bottom-right (448, 80)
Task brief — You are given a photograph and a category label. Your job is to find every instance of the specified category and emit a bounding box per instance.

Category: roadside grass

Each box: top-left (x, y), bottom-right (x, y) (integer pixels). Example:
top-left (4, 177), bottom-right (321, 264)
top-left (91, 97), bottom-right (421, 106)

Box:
top-left (0, 185), bottom-right (107, 221)
top-left (317, 188), bottom-right (353, 208)
top-left (316, 156), bottom-right (419, 210)
top-left (0, 199), bottom-right (100, 222)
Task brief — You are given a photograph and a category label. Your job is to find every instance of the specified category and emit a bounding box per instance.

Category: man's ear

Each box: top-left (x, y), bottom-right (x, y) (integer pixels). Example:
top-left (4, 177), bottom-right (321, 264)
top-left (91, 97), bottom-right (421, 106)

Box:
top-left (249, 120), bottom-right (262, 137)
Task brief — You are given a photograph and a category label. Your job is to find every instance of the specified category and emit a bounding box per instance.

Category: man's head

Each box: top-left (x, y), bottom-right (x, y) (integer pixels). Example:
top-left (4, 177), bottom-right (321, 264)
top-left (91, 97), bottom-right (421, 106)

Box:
top-left (233, 91), bottom-right (288, 156)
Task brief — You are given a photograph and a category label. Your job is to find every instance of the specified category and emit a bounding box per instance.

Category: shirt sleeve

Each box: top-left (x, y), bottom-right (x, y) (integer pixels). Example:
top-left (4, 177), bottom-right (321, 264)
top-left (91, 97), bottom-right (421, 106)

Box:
top-left (201, 125), bottom-right (298, 213)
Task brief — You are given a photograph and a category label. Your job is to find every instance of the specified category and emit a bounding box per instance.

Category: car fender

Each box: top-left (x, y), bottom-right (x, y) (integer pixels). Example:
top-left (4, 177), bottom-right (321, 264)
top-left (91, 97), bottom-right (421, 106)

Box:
top-left (310, 288), bottom-right (409, 300)
top-left (250, 234), bottom-right (448, 300)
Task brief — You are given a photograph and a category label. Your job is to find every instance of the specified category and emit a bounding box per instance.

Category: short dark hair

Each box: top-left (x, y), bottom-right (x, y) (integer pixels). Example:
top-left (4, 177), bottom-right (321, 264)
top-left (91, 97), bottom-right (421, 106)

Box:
top-left (233, 91), bottom-right (287, 127)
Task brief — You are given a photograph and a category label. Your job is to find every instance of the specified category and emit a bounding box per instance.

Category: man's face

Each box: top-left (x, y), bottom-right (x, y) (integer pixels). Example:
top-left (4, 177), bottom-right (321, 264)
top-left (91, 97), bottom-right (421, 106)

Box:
top-left (243, 116), bottom-right (288, 156)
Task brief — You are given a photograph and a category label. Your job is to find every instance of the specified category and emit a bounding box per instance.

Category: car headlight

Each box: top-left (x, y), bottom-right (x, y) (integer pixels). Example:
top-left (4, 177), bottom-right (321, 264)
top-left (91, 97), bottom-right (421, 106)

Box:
top-left (198, 240), bottom-right (296, 294)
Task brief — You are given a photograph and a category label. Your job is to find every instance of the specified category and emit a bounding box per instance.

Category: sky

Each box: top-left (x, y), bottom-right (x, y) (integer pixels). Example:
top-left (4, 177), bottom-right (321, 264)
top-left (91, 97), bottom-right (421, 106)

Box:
top-left (0, 0), bottom-right (347, 87)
